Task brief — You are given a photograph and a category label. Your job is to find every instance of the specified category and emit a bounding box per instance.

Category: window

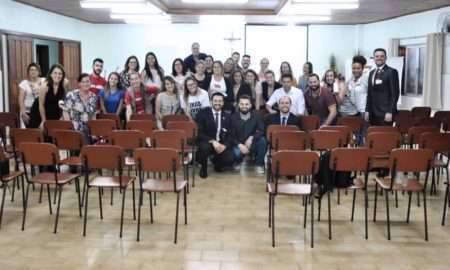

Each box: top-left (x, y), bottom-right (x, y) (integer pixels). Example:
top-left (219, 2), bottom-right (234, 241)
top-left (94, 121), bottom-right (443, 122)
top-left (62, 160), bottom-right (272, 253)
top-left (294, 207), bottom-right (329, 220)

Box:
top-left (403, 45), bottom-right (426, 96)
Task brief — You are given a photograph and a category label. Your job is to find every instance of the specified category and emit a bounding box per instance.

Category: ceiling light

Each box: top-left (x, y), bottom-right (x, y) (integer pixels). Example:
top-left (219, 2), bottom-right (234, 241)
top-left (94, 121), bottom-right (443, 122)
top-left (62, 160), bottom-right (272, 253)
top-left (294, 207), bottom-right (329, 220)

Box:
top-left (110, 13), bottom-right (168, 20)
top-left (182, 0), bottom-right (248, 4)
top-left (80, 0), bottom-right (147, 9)
top-left (279, 15), bottom-right (331, 23)
top-left (291, 3), bottom-right (359, 9)
top-left (199, 15), bottom-right (246, 24)
top-left (293, 0), bottom-right (358, 3)
top-left (279, 5), bottom-right (332, 16)
top-left (110, 3), bottom-right (161, 14)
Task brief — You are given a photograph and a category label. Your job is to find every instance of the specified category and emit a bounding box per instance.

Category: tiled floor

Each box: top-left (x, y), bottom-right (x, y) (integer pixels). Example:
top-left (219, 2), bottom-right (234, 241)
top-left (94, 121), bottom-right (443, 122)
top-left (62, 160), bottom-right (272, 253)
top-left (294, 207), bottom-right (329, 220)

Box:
top-left (0, 166), bottom-right (449, 270)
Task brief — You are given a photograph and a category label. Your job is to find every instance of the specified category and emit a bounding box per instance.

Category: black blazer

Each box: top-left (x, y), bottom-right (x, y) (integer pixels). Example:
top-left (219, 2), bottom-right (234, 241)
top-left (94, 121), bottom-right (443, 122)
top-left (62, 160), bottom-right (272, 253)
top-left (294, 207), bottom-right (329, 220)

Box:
top-left (264, 113), bottom-right (301, 130)
top-left (184, 53), bottom-right (207, 73)
top-left (195, 107), bottom-right (234, 147)
top-left (366, 65), bottom-right (400, 117)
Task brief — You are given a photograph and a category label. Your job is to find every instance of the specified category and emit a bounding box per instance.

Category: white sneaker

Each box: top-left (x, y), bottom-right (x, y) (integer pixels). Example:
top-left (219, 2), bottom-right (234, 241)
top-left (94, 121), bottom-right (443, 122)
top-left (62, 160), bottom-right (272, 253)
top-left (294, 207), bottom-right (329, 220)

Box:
top-left (234, 164), bottom-right (241, 171)
top-left (255, 166), bottom-right (265, 174)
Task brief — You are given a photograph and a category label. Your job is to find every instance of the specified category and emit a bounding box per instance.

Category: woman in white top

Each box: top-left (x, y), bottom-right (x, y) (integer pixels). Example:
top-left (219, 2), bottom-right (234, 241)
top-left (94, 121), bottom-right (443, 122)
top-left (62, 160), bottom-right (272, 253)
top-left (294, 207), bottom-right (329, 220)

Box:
top-left (338, 56), bottom-right (368, 117)
top-left (18, 63), bottom-right (43, 127)
top-left (209, 61), bottom-right (232, 112)
top-left (258, 57), bottom-right (269, 82)
top-left (155, 76), bottom-right (180, 130)
top-left (181, 77), bottom-right (210, 121)
top-left (322, 69), bottom-right (340, 93)
top-left (141, 52), bottom-right (164, 92)
top-left (244, 69), bottom-right (262, 109)
top-left (171, 58), bottom-right (189, 95)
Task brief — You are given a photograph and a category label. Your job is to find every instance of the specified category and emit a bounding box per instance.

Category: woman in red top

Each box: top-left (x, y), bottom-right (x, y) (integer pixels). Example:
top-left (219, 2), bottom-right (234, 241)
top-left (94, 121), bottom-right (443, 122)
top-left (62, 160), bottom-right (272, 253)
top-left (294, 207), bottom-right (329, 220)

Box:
top-left (125, 72), bottom-right (157, 121)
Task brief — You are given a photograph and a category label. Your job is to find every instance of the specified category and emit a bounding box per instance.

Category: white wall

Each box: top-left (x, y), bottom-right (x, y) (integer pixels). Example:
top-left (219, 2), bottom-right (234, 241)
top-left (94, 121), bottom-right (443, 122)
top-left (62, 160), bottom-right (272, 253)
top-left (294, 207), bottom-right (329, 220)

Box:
top-left (308, 25), bottom-right (358, 78)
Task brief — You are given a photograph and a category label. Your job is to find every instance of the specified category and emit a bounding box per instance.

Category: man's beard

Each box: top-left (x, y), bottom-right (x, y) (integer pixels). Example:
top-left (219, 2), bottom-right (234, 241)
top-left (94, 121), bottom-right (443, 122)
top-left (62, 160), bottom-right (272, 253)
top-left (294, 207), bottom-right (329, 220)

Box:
top-left (310, 85), bottom-right (320, 91)
top-left (94, 69), bottom-right (102, 76)
top-left (239, 109), bottom-right (249, 115)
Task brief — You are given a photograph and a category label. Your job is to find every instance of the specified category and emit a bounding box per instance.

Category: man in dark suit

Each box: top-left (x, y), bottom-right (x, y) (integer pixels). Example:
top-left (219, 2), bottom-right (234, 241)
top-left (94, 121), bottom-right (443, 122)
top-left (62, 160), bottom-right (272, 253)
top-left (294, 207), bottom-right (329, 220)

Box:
top-left (184, 42), bottom-right (207, 73)
top-left (365, 48), bottom-right (400, 126)
top-left (196, 92), bottom-right (235, 178)
top-left (264, 96), bottom-right (301, 129)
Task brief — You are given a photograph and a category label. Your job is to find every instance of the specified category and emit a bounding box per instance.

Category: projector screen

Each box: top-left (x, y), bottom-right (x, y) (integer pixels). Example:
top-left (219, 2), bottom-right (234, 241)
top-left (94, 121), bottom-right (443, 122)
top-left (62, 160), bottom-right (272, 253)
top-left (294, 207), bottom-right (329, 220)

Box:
top-left (245, 25), bottom-right (308, 81)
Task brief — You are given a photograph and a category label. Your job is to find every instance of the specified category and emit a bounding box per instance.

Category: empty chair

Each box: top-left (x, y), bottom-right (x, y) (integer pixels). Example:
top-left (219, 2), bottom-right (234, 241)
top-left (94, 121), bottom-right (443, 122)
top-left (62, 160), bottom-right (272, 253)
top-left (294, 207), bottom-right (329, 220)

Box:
top-left (81, 145), bottom-right (135, 237)
top-left (373, 148), bottom-right (433, 241)
top-left (367, 126), bottom-right (399, 134)
top-left (110, 130), bottom-right (145, 174)
top-left (97, 113), bottom-right (121, 129)
top-left (162, 114), bottom-right (189, 129)
top-left (130, 113), bottom-right (156, 121)
top-left (330, 147), bottom-right (371, 239)
top-left (300, 115), bottom-right (320, 132)
top-left (268, 150), bottom-right (319, 248)
top-left (272, 130), bottom-right (307, 151)
top-left (337, 116), bottom-right (365, 145)
top-left (135, 148), bottom-right (188, 243)
top-left (366, 132), bottom-right (401, 170)
top-left (43, 120), bottom-right (73, 140)
top-left (434, 110), bottom-right (450, 129)
top-left (127, 120), bottom-right (156, 146)
top-left (411, 106), bottom-right (431, 119)
top-left (53, 130), bottom-right (85, 170)
top-left (0, 113), bottom-right (19, 151)
top-left (10, 128), bottom-right (43, 170)
top-left (407, 126), bottom-right (440, 148)
top-left (320, 125), bottom-right (352, 146)
top-left (87, 119), bottom-right (116, 144)
top-left (20, 143), bottom-right (81, 233)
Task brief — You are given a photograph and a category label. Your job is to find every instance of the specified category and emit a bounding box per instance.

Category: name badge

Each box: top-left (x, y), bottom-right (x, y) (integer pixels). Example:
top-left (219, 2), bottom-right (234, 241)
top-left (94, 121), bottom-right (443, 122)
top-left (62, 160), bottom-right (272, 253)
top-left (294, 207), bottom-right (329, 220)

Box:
top-left (375, 79), bottom-right (383, 85)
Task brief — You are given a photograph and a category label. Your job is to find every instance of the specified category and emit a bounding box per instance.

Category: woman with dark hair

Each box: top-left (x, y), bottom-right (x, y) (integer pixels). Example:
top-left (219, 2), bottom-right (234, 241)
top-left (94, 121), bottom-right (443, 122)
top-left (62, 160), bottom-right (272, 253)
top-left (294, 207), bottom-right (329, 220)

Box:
top-left (223, 58), bottom-right (235, 79)
top-left (338, 55), bottom-right (368, 117)
top-left (29, 64), bottom-right (66, 128)
top-left (298, 61), bottom-right (313, 91)
top-left (226, 70), bottom-right (252, 111)
top-left (193, 60), bottom-right (211, 91)
top-left (155, 76), bottom-right (180, 129)
top-left (141, 52), bottom-right (164, 92)
top-left (258, 70), bottom-right (282, 110)
top-left (125, 72), bottom-right (157, 120)
top-left (322, 69), bottom-right (339, 93)
top-left (99, 72), bottom-right (124, 115)
top-left (208, 61), bottom-right (231, 97)
top-left (181, 77), bottom-right (210, 120)
top-left (63, 73), bottom-right (97, 142)
top-left (244, 69), bottom-right (262, 107)
top-left (279, 61), bottom-right (298, 86)
top-left (204, 55), bottom-right (214, 76)
top-left (18, 63), bottom-right (44, 127)
top-left (120, 55), bottom-right (140, 88)
top-left (171, 58), bottom-right (189, 93)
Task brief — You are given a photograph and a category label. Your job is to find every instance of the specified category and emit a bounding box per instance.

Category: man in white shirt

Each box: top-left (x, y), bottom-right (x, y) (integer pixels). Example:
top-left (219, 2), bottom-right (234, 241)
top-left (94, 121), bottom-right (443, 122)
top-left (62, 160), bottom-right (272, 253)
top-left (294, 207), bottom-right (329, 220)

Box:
top-left (265, 73), bottom-right (305, 116)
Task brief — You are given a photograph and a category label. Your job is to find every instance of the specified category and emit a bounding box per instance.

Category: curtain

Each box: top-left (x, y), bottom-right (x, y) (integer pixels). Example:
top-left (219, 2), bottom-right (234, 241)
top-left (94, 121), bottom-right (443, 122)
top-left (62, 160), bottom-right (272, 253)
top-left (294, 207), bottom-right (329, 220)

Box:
top-left (389, 38), bottom-right (400, 57)
top-left (423, 33), bottom-right (444, 110)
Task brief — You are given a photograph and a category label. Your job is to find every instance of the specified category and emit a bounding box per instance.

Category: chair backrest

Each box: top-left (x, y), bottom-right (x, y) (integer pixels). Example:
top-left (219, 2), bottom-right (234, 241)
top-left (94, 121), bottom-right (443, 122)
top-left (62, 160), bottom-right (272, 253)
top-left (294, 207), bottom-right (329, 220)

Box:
top-left (434, 111), bottom-right (450, 125)
top-left (320, 125), bottom-right (352, 145)
top-left (300, 115), bottom-right (320, 132)
top-left (135, 148), bottom-right (181, 173)
top-left (162, 114), bottom-right (189, 129)
top-left (420, 132), bottom-right (450, 154)
top-left (110, 130), bottom-right (145, 150)
top-left (43, 120), bottom-right (73, 138)
top-left (411, 106), bottom-right (431, 119)
top-left (152, 130), bottom-right (186, 152)
top-left (81, 145), bottom-right (124, 170)
top-left (97, 113), bottom-right (120, 129)
top-left (412, 117), bottom-right (440, 128)
top-left (337, 116), bottom-right (364, 134)
top-left (394, 114), bottom-right (413, 134)
top-left (53, 130), bottom-right (84, 151)
top-left (389, 148), bottom-right (433, 173)
top-left (310, 130), bottom-right (343, 151)
top-left (10, 128), bottom-right (43, 150)
top-left (330, 147), bottom-right (371, 172)
top-left (87, 119), bottom-right (116, 138)
top-left (0, 112), bottom-right (19, 128)
top-left (166, 121), bottom-right (197, 140)
top-left (366, 132), bottom-right (401, 155)
top-left (367, 126), bottom-right (399, 134)
top-left (272, 130), bottom-right (307, 151)
top-left (130, 113), bottom-right (156, 121)
top-left (266, 124), bottom-right (299, 142)
top-left (395, 110), bottom-right (411, 120)
top-left (127, 120), bottom-right (155, 139)
top-left (272, 150), bottom-right (319, 177)
top-left (408, 126), bottom-right (440, 145)
top-left (20, 142), bottom-right (59, 166)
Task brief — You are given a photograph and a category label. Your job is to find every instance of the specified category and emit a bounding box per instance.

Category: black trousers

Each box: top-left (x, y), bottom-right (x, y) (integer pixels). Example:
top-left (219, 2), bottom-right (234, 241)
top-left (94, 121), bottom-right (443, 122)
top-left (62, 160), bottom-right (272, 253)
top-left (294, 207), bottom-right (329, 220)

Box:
top-left (370, 115), bottom-right (393, 126)
top-left (197, 141), bottom-right (235, 172)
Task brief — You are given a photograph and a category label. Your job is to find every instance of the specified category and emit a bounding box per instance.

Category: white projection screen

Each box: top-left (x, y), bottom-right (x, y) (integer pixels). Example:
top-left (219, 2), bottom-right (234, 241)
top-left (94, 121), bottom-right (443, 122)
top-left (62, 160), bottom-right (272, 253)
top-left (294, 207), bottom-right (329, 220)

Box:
top-left (245, 25), bottom-right (308, 81)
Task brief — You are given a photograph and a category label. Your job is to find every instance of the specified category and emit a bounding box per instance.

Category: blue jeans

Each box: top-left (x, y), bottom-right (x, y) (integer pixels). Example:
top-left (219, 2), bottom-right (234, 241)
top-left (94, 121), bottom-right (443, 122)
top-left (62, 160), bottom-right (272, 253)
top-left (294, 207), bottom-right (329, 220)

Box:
top-left (233, 137), bottom-right (267, 166)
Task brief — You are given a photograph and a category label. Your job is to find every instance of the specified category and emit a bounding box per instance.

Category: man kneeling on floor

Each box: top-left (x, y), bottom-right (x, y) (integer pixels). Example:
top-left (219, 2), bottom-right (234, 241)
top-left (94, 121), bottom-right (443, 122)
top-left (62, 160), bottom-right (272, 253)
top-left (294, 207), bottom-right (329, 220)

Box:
top-left (231, 95), bottom-right (267, 174)
top-left (196, 92), bottom-right (236, 178)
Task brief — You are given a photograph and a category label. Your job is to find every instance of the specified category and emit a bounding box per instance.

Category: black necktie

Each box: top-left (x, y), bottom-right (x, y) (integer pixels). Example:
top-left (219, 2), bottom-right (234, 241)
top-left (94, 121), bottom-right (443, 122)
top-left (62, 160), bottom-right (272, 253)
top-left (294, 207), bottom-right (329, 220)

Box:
top-left (282, 117), bottom-right (287, 126)
top-left (214, 113), bottom-right (219, 127)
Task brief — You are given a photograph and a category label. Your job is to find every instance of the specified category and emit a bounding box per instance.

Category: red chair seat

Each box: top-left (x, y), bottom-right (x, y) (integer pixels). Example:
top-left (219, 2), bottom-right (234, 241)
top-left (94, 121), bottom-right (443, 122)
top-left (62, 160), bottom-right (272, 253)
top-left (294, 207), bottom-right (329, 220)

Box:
top-left (1, 171), bottom-right (24, 182)
top-left (31, 172), bottom-right (79, 185)
top-left (375, 177), bottom-right (424, 192)
top-left (89, 176), bottom-right (134, 187)
top-left (60, 156), bottom-right (82, 166)
top-left (267, 183), bottom-right (312, 195)
top-left (142, 179), bottom-right (187, 192)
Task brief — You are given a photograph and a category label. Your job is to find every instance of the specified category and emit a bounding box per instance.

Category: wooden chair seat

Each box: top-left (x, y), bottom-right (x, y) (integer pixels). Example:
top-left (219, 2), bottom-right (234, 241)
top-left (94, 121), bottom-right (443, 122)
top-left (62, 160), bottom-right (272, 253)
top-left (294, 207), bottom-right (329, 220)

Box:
top-left (370, 157), bottom-right (390, 169)
top-left (60, 156), bottom-right (82, 166)
top-left (31, 172), bottom-right (79, 185)
top-left (142, 179), bottom-right (187, 193)
top-left (0, 171), bottom-right (24, 182)
top-left (375, 177), bottom-right (424, 192)
top-left (267, 183), bottom-right (312, 195)
top-left (88, 176), bottom-right (135, 188)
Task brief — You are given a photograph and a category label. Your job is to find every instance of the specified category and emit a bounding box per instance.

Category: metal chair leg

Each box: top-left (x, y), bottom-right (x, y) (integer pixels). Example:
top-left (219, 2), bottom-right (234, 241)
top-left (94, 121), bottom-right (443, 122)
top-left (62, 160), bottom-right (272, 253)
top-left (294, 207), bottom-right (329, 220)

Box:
top-left (53, 185), bottom-right (63, 233)
top-left (442, 184), bottom-right (449, 226)
top-left (351, 189), bottom-right (356, 221)
top-left (385, 190), bottom-right (391, 240)
top-left (373, 183), bottom-right (378, 222)
top-left (47, 184), bottom-right (52, 215)
top-left (184, 186), bottom-right (187, 225)
top-left (21, 183), bottom-right (30, 231)
top-left (406, 191), bottom-right (412, 223)
top-left (327, 192), bottom-right (332, 240)
top-left (119, 188), bottom-right (126, 238)
top-left (83, 187), bottom-right (90, 236)
top-left (98, 187), bottom-right (103, 219)
top-left (137, 190), bottom-right (142, 242)
top-left (271, 195), bottom-right (275, 247)
top-left (311, 194), bottom-right (314, 248)
top-left (174, 192), bottom-right (180, 244)
top-left (423, 191), bottom-right (429, 241)
top-left (0, 183), bottom-right (7, 228)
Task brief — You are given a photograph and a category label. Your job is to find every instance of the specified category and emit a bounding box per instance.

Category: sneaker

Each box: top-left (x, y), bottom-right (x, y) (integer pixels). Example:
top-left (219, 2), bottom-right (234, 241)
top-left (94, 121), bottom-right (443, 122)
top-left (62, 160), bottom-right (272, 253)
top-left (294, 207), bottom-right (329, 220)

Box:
top-left (234, 164), bottom-right (241, 172)
top-left (255, 166), bottom-right (265, 174)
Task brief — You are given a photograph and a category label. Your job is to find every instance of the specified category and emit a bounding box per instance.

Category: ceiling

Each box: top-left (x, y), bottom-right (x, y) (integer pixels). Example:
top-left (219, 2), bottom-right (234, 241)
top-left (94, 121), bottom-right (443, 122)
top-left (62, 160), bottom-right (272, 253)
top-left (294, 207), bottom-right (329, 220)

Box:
top-left (14, 0), bottom-right (450, 24)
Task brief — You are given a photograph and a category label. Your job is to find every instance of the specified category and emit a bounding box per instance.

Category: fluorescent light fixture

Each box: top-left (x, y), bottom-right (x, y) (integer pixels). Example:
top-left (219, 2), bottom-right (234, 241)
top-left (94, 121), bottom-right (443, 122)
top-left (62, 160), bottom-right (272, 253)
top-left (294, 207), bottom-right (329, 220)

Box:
top-left (279, 5), bottom-right (332, 15)
top-left (110, 3), bottom-right (161, 14)
top-left (291, 3), bottom-right (359, 10)
top-left (200, 15), bottom-right (246, 24)
top-left (279, 15), bottom-right (331, 22)
top-left (110, 13), bottom-right (168, 20)
top-left (182, 0), bottom-right (248, 4)
top-left (293, 0), bottom-right (358, 3)
top-left (123, 17), bottom-right (171, 24)
top-left (80, 0), bottom-right (151, 10)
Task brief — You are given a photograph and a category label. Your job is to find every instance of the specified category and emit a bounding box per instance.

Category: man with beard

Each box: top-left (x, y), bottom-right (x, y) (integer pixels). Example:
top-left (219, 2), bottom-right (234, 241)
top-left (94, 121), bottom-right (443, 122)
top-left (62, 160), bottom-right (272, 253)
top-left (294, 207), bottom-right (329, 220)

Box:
top-left (304, 73), bottom-right (337, 127)
top-left (196, 92), bottom-right (236, 178)
top-left (264, 96), bottom-right (301, 129)
top-left (230, 95), bottom-right (266, 174)
top-left (365, 48), bottom-right (400, 126)
top-left (241, 54), bottom-right (251, 72)
top-left (89, 58), bottom-right (106, 111)
top-left (266, 73), bottom-right (305, 116)
top-left (231, 52), bottom-right (242, 71)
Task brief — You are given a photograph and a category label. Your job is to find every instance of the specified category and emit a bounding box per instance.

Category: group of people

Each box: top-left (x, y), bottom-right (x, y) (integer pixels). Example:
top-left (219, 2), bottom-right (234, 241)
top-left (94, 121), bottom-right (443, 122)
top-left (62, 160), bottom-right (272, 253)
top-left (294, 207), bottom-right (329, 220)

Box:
top-left (18, 43), bottom-right (400, 178)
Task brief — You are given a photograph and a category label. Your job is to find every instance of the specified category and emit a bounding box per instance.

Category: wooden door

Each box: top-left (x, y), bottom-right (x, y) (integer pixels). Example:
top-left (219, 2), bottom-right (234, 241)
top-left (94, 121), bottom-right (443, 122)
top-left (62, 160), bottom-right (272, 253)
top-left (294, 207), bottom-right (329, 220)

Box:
top-left (60, 41), bottom-right (81, 90)
top-left (7, 35), bottom-right (33, 114)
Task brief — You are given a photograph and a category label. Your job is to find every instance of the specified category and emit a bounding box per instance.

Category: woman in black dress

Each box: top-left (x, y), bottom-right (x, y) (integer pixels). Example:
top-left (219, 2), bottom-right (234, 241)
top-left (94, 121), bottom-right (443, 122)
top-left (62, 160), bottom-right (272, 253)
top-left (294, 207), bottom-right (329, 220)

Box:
top-left (33, 64), bottom-right (66, 128)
